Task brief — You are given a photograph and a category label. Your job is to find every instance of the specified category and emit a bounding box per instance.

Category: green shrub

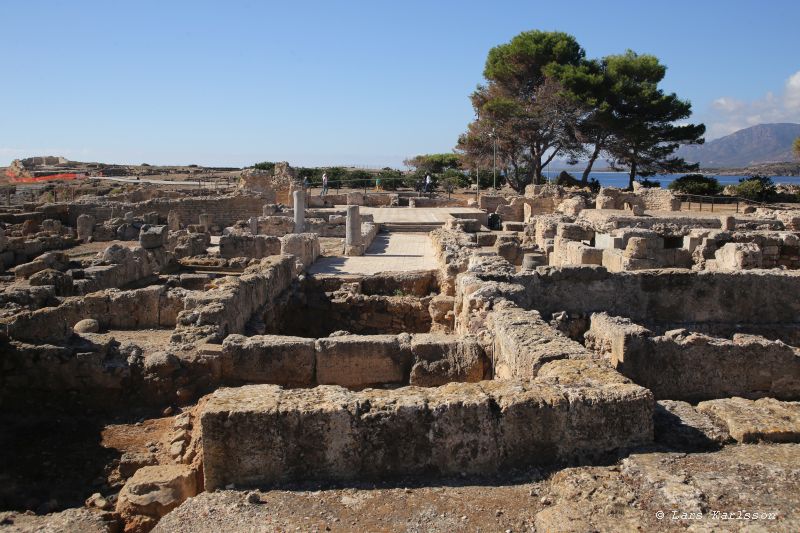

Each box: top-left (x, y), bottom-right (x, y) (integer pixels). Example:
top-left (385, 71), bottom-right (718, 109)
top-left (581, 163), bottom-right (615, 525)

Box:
top-left (555, 171), bottom-right (580, 187)
top-left (667, 174), bottom-right (721, 195)
top-left (253, 161), bottom-right (276, 172)
top-left (735, 175), bottom-right (776, 201)
top-left (637, 178), bottom-right (661, 188)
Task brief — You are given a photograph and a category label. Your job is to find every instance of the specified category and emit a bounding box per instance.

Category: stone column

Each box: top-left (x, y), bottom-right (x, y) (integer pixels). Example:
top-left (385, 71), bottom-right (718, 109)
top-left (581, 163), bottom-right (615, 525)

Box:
top-left (199, 214), bottom-right (213, 230)
top-left (167, 210), bottom-right (180, 231)
top-left (293, 190), bottom-right (305, 233)
top-left (76, 214), bottom-right (95, 243)
top-left (249, 216), bottom-right (259, 235)
top-left (345, 205), bottom-right (361, 248)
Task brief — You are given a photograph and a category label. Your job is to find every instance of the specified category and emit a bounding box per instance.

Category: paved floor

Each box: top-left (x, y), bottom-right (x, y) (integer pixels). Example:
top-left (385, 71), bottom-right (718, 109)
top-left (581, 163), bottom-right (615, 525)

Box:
top-left (308, 233), bottom-right (438, 275)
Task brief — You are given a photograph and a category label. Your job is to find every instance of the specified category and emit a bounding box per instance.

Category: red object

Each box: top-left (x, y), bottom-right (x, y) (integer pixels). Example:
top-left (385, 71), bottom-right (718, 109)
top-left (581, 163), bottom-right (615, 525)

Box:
top-left (4, 169), bottom-right (85, 183)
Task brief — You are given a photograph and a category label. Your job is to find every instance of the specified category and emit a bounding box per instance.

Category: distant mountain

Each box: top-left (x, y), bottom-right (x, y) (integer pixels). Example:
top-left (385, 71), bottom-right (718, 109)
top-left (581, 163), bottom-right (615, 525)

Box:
top-left (677, 123), bottom-right (800, 168)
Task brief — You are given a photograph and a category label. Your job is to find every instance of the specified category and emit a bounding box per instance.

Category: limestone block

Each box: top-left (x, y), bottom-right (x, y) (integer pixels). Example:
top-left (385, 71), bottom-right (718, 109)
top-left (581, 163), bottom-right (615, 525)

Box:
top-left (167, 210), bottom-right (181, 231)
top-left (697, 397), bottom-right (800, 443)
top-left (219, 234), bottom-right (281, 259)
top-left (409, 334), bottom-right (489, 386)
top-left (556, 196), bottom-right (585, 217)
top-left (280, 233), bottom-right (320, 271)
top-left (199, 379), bottom-right (653, 489)
top-left (116, 464), bottom-right (198, 522)
top-left (139, 225), bottom-right (168, 249)
top-left (719, 215), bottom-right (736, 230)
top-left (221, 334), bottom-right (315, 385)
top-left (623, 237), bottom-right (650, 259)
top-left (74, 318), bottom-right (100, 333)
top-left (77, 214), bottom-right (95, 242)
top-left (654, 400), bottom-right (732, 449)
top-left (315, 334), bottom-right (412, 387)
top-left (489, 306), bottom-right (591, 380)
top-left (714, 242), bottom-right (762, 270)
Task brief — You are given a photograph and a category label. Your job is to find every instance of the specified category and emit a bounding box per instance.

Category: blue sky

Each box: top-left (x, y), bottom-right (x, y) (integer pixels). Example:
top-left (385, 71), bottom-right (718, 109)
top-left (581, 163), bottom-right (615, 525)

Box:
top-left (2, 0), bottom-right (799, 168)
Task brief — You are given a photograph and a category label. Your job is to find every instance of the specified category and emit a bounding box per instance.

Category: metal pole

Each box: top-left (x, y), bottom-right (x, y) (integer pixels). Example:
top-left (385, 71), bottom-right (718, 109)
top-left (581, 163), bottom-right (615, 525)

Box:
top-left (492, 128), bottom-right (497, 190)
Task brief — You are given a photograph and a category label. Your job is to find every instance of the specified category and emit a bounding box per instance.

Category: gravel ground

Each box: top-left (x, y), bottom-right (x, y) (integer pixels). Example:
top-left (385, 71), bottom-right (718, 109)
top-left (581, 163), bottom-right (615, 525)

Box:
top-left (154, 444), bottom-right (800, 533)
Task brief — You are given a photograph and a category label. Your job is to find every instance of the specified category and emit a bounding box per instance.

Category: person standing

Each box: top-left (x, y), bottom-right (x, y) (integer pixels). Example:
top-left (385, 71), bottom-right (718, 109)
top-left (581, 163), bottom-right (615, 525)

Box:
top-left (303, 176), bottom-right (310, 191)
top-left (424, 174), bottom-right (432, 194)
top-left (321, 172), bottom-right (329, 197)
top-left (375, 175), bottom-right (382, 191)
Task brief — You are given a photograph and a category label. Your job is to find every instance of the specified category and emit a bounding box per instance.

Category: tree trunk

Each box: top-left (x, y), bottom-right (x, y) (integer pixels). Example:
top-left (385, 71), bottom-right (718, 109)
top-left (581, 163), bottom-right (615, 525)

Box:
top-left (628, 161), bottom-right (637, 191)
top-left (534, 158), bottom-right (543, 185)
top-left (581, 144), bottom-right (603, 184)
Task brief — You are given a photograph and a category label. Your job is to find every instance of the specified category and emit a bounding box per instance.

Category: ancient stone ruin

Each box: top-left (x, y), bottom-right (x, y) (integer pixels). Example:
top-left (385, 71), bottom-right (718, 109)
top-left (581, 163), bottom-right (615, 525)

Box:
top-left (1, 177), bottom-right (798, 531)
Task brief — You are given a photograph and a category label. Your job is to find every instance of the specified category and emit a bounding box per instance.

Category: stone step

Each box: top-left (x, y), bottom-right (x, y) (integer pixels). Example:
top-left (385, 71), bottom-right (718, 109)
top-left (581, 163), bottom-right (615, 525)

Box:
top-left (381, 222), bottom-right (442, 233)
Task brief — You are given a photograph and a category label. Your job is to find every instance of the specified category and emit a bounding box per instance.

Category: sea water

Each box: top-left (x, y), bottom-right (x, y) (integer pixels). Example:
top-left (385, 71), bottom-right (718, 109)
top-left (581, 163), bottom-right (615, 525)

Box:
top-left (544, 171), bottom-right (800, 189)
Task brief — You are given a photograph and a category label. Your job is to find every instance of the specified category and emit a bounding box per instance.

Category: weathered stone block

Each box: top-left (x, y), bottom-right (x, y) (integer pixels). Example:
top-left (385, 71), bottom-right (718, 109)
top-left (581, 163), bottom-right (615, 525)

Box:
top-left (221, 334), bottom-right (315, 386)
top-left (409, 334), bottom-right (489, 386)
top-left (697, 397), bottom-right (800, 443)
top-left (315, 334), bottom-right (412, 387)
top-left (199, 379), bottom-right (652, 489)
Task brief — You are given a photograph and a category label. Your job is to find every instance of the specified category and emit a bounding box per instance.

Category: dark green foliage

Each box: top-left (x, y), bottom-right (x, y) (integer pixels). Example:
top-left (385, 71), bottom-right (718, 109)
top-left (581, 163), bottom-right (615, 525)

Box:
top-left (403, 153), bottom-right (462, 174)
top-left (637, 178), bottom-right (661, 188)
top-left (457, 30), bottom-right (586, 191)
top-left (291, 165), bottom-right (406, 190)
top-left (458, 31), bottom-right (705, 192)
top-left (668, 174), bottom-right (722, 195)
top-left (601, 51), bottom-right (705, 190)
top-left (253, 161), bottom-right (276, 172)
top-left (555, 170), bottom-right (579, 186)
top-left (735, 175), bottom-right (776, 201)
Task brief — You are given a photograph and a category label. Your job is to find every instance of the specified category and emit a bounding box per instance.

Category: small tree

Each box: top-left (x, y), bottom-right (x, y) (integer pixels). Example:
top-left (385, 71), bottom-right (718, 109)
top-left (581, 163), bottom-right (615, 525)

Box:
top-left (735, 175), bottom-right (776, 202)
top-left (794, 137), bottom-right (800, 160)
top-left (668, 174), bottom-right (722, 195)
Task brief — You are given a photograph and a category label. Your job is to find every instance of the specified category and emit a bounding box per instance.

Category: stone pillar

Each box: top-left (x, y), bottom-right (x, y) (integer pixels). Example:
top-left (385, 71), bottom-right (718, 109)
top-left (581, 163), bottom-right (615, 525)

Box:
top-left (249, 216), bottom-right (259, 235)
top-left (77, 214), bottom-right (95, 243)
top-left (720, 215), bottom-right (736, 231)
top-left (0, 227), bottom-right (6, 252)
top-left (345, 205), bottom-right (361, 248)
top-left (293, 191), bottom-right (305, 233)
top-left (167, 210), bottom-right (180, 231)
top-left (199, 214), bottom-right (213, 230)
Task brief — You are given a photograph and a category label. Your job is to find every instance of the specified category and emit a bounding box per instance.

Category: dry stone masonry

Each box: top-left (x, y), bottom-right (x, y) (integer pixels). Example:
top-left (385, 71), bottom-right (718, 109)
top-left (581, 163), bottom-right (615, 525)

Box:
top-left (1, 176), bottom-right (799, 532)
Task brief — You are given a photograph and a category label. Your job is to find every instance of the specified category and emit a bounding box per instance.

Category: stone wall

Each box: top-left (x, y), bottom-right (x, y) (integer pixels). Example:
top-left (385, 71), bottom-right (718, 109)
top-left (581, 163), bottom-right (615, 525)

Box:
top-left (199, 371), bottom-right (653, 489)
top-left (173, 255), bottom-right (296, 344)
top-left (586, 313), bottom-right (800, 401)
top-left (489, 305), bottom-right (593, 380)
top-left (517, 267), bottom-right (800, 326)
top-left (6, 285), bottom-right (185, 343)
top-left (217, 333), bottom-right (488, 389)
top-left (219, 234), bottom-right (281, 259)
top-left (595, 187), bottom-right (680, 211)
top-left (49, 193), bottom-right (269, 228)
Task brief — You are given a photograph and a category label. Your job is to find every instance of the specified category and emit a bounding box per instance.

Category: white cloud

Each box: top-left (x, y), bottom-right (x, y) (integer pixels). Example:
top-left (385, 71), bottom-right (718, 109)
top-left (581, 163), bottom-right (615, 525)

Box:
top-left (704, 70), bottom-right (800, 139)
